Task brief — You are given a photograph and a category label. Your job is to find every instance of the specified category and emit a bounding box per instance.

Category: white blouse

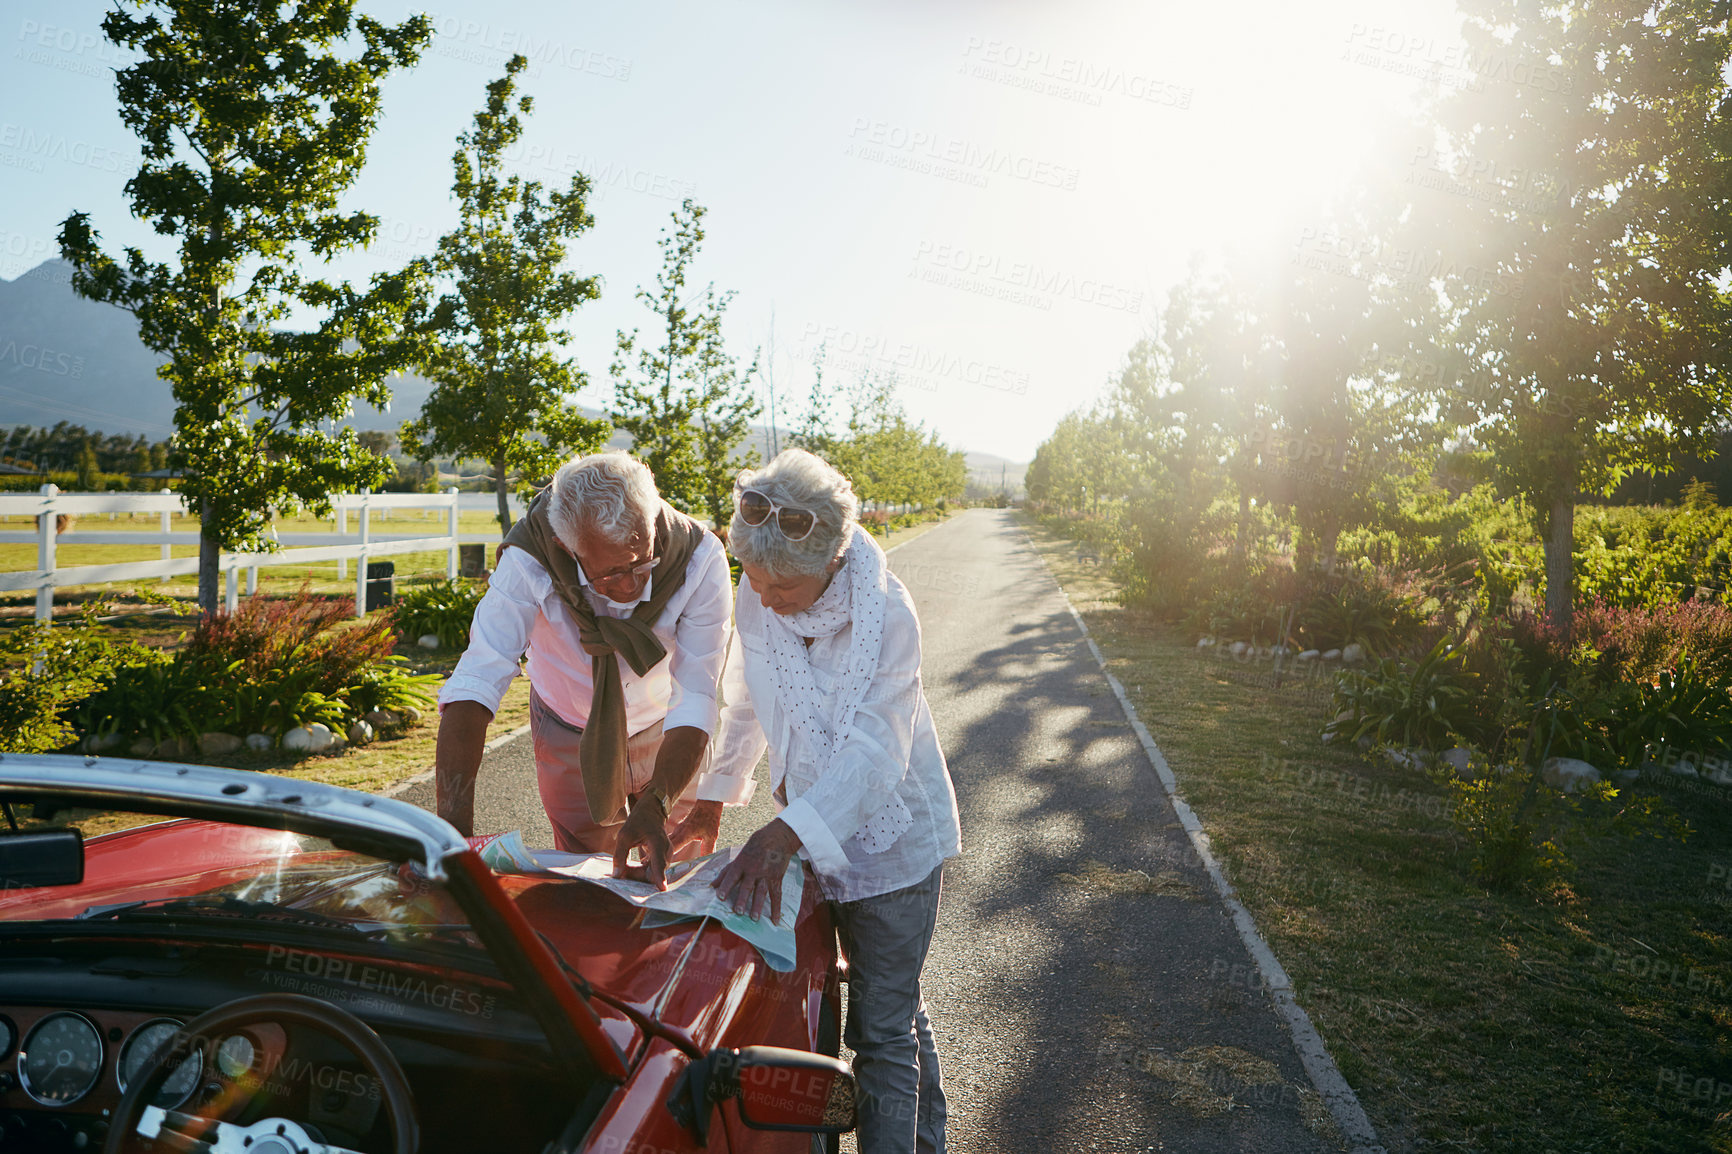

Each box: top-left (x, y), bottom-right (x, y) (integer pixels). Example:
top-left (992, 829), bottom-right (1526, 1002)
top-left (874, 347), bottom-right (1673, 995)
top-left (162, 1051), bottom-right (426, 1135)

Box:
top-left (696, 567), bottom-right (962, 903)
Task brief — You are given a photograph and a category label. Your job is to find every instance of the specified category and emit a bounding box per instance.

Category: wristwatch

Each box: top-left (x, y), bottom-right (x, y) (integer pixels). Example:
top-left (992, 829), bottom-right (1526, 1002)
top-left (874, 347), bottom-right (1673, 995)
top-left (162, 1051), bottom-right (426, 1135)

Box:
top-left (642, 784), bottom-right (671, 819)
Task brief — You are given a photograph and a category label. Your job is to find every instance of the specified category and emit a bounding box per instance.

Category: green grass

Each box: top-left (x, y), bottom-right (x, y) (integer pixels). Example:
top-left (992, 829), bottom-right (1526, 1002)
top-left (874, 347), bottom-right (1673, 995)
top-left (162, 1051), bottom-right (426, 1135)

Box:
top-left (1020, 514), bottom-right (1732, 1154)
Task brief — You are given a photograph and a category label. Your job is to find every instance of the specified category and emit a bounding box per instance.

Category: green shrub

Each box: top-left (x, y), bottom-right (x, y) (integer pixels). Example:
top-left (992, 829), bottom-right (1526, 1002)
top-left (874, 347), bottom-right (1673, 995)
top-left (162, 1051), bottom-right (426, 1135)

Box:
top-left (1600, 655), bottom-right (1732, 774)
top-left (1445, 620), bottom-right (1603, 760)
top-left (0, 604), bottom-right (159, 753)
top-left (1572, 496), bottom-right (1732, 610)
top-left (0, 471), bottom-right (146, 493)
top-left (1298, 562), bottom-right (1468, 656)
top-left (341, 659), bottom-right (441, 719)
top-left (1325, 635), bottom-right (1481, 749)
top-left (1436, 605), bottom-right (1732, 774)
top-left (177, 587), bottom-right (430, 737)
top-left (1345, 480), bottom-right (1538, 616)
top-left (1178, 552), bottom-right (1305, 642)
top-left (1122, 485), bottom-right (1246, 618)
top-left (1302, 585), bottom-right (1393, 653)
top-left (1428, 752), bottom-right (1590, 890)
top-left (68, 587), bottom-right (437, 746)
top-left (1188, 578), bottom-right (1286, 644)
top-left (71, 657), bottom-right (195, 746)
top-left (1333, 660), bottom-right (1697, 891)
top-left (391, 578), bottom-right (485, 650)
top-left (1427, 734), bottom-right (1688, 891)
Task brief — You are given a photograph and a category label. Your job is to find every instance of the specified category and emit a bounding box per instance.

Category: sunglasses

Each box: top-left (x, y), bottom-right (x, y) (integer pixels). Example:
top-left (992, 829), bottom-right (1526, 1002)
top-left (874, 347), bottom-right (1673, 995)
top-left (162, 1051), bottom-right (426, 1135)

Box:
top-left (736, 488), bottom-right (817, 541)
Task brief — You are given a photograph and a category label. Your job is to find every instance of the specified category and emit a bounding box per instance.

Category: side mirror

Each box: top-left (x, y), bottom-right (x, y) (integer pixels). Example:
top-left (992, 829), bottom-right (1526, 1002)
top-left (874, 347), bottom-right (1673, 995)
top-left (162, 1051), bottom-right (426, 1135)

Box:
top-left (731, 1046), bottom-right (856, 1133)
top-left (667, 1045), bottom-right (856, 1141)
top-left (0, 829), bottom-right (85, 889)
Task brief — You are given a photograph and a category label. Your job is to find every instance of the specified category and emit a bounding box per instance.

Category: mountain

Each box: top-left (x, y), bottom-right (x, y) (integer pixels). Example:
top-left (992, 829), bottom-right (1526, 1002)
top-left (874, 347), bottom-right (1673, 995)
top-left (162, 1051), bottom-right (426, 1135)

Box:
top-left (0, 261), bottom-right (174, 436)
top-left (0, 260), bottom-right (428, 437)
top-left (964, 451), bottom-right (1027, 495)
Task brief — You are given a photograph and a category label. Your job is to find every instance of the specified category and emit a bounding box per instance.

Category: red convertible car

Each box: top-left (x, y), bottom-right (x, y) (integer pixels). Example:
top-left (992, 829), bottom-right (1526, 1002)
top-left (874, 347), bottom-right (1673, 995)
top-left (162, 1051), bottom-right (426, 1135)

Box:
top-left (0, 754), bottom-right (855, 1153)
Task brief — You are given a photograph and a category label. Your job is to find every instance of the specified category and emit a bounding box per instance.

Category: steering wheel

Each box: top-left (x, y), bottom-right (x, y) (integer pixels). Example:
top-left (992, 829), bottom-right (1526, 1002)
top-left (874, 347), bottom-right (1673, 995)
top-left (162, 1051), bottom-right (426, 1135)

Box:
top-left (104, 993), bottom-right (419, 1154)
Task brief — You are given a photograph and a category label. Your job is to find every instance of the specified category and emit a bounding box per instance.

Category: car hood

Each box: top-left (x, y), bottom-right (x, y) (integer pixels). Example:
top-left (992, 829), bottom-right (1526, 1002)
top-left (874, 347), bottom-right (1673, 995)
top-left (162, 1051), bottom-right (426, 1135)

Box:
top-left (502, 870), bottom-right (835, 1059)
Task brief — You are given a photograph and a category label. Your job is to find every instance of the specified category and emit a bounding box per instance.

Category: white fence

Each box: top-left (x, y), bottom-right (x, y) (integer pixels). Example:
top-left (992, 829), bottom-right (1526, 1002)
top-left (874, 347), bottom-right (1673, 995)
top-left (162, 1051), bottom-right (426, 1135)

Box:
top-left (0, 485), bottom-right (495, 622)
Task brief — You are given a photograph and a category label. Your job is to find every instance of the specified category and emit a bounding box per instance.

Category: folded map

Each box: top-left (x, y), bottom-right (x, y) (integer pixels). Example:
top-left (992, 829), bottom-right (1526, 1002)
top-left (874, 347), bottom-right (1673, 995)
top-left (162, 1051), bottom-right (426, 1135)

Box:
top-left (467, 831), bottom-right (803, 971)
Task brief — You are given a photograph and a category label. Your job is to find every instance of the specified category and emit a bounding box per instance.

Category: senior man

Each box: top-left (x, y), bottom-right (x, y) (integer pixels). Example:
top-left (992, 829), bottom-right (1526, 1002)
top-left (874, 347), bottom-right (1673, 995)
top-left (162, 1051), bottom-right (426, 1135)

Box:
top-left (435, 452), bottom-right (732, 884)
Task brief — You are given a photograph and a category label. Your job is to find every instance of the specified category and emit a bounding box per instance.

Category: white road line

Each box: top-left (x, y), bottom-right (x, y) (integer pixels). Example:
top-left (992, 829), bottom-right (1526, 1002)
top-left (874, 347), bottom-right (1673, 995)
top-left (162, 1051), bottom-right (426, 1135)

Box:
top-left (1029, 532), bottom-right (1387, 1154)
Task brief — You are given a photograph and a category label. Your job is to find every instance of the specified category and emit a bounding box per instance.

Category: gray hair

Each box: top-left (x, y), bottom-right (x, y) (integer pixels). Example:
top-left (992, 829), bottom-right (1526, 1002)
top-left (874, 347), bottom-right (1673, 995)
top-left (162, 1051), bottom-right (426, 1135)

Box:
top-left (548, 451), bottom-right (660, 549)
top-left (729, 449), bottom-right (859, 578)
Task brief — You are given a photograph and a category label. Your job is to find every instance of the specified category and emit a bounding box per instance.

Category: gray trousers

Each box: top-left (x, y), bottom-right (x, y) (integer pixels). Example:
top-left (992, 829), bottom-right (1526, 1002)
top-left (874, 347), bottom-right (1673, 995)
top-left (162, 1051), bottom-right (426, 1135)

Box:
top-left (832, 863), bottom-right (948, 1154)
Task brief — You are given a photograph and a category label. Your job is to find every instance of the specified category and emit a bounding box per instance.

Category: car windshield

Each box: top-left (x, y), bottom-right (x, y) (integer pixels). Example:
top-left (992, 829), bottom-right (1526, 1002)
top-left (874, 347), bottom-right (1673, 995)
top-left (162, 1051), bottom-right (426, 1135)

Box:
top-left (0, 805), bottom-right (483, 958)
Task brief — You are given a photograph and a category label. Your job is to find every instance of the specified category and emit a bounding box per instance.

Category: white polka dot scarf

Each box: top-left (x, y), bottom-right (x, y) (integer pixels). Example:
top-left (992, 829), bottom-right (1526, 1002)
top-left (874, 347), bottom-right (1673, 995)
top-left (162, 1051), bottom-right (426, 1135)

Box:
top-left (766, 525), bottom-right (914, 853)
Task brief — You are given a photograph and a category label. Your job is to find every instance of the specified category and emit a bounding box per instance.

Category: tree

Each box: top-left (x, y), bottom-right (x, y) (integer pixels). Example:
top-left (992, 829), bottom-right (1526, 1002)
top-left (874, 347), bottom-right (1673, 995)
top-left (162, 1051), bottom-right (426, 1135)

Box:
top-left (824, 373), bottom-right (966, 511)
top-left (357, 430), bottom-right (394, 459)
top-left (398, 55), bottom-right (609, 534)
top-left (1435, 0), bottom-right (1732, 633)
top-left (789, 342), bottom-right (836, 455)
top-left (610, 199), bottom-right (714, 504)
top-left (1026, 410), bottom-right (1103, 512)
top-left (75, 440), bottom-right (100, 491)
top-left (1249, 254), bottom-right (1425, 573)
top-left (1072, 263), bottom-right (1287, 567)
top-left (690, 296), bottom-right (761, 527)
top-left (59, 0), bottom-right (432, 612)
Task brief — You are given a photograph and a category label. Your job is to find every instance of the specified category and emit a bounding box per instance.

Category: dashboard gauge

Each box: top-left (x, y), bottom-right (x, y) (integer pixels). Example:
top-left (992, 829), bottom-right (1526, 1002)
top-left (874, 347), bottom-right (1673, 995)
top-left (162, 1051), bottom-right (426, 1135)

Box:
top-left (19, 1013), bottom-right (103, 1106)
top-left (0, 1016), bottom-right (14, 1061)
top-left (118, 1019), bottom-right (202, 1108)
top-left (215, 1033), bottom-right (256, 1079)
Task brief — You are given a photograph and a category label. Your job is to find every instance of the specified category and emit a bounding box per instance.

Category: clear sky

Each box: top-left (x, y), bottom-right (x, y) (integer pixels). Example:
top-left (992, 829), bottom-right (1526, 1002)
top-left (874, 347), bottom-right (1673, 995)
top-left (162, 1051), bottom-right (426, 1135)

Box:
top-left (0, 0), bottom-right (1470, 462)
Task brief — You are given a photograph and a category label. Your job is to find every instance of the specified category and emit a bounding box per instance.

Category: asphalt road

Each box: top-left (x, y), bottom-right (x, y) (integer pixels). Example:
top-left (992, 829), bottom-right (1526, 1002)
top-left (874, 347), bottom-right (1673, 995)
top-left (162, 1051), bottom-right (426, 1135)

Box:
top-left (401, 508), bottom-right (1342, 1152)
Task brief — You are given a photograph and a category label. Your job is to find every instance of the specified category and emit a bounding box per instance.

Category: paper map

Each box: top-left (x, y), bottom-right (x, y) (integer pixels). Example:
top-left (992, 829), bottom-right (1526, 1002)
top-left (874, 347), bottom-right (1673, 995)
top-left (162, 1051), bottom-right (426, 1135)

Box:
top-left (469, 832), bottom-right (803, 971)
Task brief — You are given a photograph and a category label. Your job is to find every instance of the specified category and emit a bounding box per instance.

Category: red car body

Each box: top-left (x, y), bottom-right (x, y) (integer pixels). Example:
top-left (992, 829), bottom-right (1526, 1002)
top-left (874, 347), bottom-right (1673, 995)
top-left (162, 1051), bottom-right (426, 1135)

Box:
top-left (0, 755), bottom-right (851, 1153)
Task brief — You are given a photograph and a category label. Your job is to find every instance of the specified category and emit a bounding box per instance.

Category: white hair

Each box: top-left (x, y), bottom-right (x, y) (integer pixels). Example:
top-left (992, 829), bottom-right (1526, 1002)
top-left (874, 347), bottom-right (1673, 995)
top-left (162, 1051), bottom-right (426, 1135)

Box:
top-left (547, 451), bottom-right (659, 549)
top-left (729, 449), bottom-right (859, 578)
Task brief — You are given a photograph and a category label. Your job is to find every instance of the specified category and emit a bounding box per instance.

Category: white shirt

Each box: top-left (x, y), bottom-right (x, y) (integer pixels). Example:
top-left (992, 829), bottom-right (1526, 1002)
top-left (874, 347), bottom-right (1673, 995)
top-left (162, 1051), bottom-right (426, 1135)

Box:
top-left (696, 568), bottom-right (962, 903)
top-left (439, 533), bottom-right (733, 737)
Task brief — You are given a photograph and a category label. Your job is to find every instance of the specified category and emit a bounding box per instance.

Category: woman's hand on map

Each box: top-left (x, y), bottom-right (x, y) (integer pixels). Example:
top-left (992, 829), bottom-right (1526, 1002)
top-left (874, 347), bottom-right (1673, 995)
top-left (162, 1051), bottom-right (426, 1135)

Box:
top-left (713, 819), bottom-right (802, 923)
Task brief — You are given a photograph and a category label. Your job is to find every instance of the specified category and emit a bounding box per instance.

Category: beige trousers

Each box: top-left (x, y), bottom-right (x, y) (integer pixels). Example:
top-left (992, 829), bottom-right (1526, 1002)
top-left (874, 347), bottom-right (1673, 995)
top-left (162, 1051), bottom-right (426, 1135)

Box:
top-left (528, 687), bottom-right (699, 857)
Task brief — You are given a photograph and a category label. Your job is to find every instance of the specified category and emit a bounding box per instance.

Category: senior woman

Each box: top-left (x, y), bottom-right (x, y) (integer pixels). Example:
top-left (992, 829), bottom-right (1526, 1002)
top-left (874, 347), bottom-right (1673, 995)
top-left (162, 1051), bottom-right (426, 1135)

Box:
top-left (675, 448), bottom-right (960, 1154)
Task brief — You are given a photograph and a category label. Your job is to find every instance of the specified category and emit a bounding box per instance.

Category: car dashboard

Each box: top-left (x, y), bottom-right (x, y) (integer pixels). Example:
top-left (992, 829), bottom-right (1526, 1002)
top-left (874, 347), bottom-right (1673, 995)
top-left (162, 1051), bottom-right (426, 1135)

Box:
top-left (0, 931), bottom-right (577, 1153)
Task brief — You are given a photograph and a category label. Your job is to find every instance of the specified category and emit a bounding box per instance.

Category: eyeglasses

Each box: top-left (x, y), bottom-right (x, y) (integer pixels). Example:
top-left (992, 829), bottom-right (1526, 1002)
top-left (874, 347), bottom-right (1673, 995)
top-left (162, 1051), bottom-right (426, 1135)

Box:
top-left (736, 488), bottom-right (817, 541)
top-left (586, 555), bottom-right (659, 585)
